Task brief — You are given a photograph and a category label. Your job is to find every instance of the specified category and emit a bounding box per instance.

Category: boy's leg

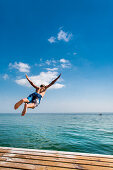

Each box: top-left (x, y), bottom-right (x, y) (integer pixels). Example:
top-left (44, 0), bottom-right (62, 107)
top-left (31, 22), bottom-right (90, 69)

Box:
top-left (21, 103), bottom-right (35, 116)
top-left (27, 103), bottom-right (36, 108)
top-left (14, 98), bottom-right (29, 110)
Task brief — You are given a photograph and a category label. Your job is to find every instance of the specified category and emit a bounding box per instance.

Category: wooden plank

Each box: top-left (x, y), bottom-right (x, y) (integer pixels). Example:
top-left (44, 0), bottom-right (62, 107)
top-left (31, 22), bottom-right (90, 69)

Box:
top-left (0, 147), bottom-right (113, 170)
top-left (1, 153), bottom-right (113, 167)
top-left (0, 153), bottom-right (5, 157)
top-left (0, 157), bottom-right (76, 169)
top-left (76, 164), bottom-right (113, 170)
top-left (0, 161), bottom-right (46, 170)
top-left (2, 153), bottom-right (75, 163)
top-left (1, 147), bottom-right (113, 164)
top-left (1, 160), bottom-right (113, 170)
top-left (0, 149), bottom-right (76, 159)
top-left (3, 152), bottom-right (113, 163)
top-left (1, 149), bottom-right (113, 164)
top-left (0, 147), bottom-right (113, 158)
top-left (0, 168), bottom-right (21, 170)
top-left (76, 155), bottom-right (113, 163)
top-left (0, 156), bottom-right (113, 169)
top-left (0, 161), bottom-right (76, 170)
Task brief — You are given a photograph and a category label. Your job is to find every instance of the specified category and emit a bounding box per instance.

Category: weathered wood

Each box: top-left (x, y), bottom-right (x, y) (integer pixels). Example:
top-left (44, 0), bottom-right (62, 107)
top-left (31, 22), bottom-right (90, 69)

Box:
top-left (1, 160), bottom-right (113, 170)
top-left (1, 153), bottom-right (113, 168)
top-left (0, 147), bottom-right (113, 170)
top-left (0, 157), bottom-right (76, 169)
top-left (1, 148), bottom-right (113, 163)
top-left (0, 161), bottom-right (46, 170)
top-left (1, 153), bottom-right (75, 163)
top-left (3, 152), bottom-right (113, 163)
top-left (1, 148), bottom-right (113, 165)
top-left (0, 148), bottom-right (76, 158)
top-left (75, 155), bottom-right (113, 163)
top-left (0, 161), bottom-right (77, 170)
top-left (1, 155), bottom-right (113, 169)
top-left (0, 147), bottom-right (113, 158)
top-left (0, 168), bottom-right (21, 170)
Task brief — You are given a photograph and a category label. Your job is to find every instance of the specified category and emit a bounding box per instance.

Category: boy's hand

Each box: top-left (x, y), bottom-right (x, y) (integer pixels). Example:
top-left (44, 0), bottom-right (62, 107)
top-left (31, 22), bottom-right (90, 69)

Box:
top-left (26, 74), bottom-right (28, 79)
top-left (58, 73), bottom-right (61, 78)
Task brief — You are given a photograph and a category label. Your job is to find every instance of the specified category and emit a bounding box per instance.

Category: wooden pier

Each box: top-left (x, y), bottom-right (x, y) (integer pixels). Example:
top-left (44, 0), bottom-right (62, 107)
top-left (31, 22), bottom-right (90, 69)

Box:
top-left (0, 147), bottom-right (113, 169)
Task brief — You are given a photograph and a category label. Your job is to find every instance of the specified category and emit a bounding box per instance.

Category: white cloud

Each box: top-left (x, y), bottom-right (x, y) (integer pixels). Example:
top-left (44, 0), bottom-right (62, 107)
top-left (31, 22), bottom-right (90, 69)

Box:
top-left (38, 58), bottom-right (72, 69)
top-left (9, 62), bottom-right (30, 73)
top-left (44, 58), bottom-right (72, 69)
top-left (16, 78), bottom-right (29, 86)
top-left (60, 58), bottom-right (68, 63)
top-left (45, 60), bottom-right (51, 65)
top-left (73, 52), bottom-right (77, 55)
top-left (15, 71), bottom-right (64, 89)
top-left (60, 58), bottom-right (71, 68)
top-left (50, 83), bottom-right (64, 89)
top-left (45, 59), bottom-right (57, 66)
top-left (46, 68), bottom-right (58, 71)
top-left (38, 59), bottom-right (57, 68)
top-left (48, 29), bottom-right (72, 44)
top-left (57, 30), bottom-right (72, 42)
top-left (3, 74), bottom-right (9, 80)
top-left (51, 59), bottom-right (57, 64)
top-left (48, 36), bottom-right (56, 43)
top-left (39, 63), bottom-right (44, 67)
top-left (61, 63), bottom-right (71, 68)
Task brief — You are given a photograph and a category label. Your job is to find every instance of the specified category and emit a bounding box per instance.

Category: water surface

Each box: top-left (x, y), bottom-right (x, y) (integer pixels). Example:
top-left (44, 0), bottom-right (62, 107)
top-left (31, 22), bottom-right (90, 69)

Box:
top-left (0, 113), bottom-right (113, 155)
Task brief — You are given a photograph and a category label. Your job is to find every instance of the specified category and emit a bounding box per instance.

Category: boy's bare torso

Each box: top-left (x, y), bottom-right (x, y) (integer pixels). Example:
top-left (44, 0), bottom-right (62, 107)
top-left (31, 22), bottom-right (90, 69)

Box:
top-left (35, 88), bottom-right (46, 97)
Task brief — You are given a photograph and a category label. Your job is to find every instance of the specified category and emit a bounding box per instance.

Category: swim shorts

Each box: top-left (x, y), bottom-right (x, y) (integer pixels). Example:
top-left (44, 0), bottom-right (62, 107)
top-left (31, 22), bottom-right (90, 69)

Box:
top-left (27, 92), bottom-right (42, 107)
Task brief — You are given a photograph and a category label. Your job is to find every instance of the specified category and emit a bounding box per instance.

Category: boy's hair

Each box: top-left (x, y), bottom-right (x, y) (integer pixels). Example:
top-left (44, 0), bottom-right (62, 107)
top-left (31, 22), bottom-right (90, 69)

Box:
top-left (40, 84), bottom-right (45, 88)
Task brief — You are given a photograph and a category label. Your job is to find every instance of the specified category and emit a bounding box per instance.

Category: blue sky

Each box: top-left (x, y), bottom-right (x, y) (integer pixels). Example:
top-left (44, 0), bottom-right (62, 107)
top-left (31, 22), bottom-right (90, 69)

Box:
top-left (0, 0), bottom-right (113, 113)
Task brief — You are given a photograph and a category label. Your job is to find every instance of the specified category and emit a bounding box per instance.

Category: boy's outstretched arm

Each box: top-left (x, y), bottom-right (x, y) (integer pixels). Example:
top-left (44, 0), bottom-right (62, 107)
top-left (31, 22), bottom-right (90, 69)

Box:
top-left (26, 74), bottom-right (39, 89)
top-left (46, 73), bottom-right (61, 89)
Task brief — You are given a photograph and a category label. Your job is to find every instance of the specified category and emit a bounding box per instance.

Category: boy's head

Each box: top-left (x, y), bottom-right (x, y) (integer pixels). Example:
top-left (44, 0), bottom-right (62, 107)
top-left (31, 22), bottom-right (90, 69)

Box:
top-left (40, 84), bottom-right (46, 90)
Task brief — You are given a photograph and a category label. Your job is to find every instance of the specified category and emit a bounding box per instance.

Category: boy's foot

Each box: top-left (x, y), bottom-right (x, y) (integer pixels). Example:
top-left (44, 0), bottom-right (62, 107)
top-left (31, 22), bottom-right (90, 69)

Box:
top-left (21, 103), bottom-right (27, 116)
top-left (14, 100), bottom-right (23, 110)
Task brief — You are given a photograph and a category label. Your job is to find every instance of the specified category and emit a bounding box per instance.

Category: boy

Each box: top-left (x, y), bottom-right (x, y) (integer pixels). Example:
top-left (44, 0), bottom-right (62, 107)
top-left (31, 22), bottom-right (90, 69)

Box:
top-left (14, 73), bottom-right (61, 116)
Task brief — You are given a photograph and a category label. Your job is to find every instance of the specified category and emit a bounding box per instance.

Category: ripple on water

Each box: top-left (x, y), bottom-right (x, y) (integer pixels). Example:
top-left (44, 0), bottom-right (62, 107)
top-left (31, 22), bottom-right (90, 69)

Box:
top-left (0, 113), bottom-right (113, 155)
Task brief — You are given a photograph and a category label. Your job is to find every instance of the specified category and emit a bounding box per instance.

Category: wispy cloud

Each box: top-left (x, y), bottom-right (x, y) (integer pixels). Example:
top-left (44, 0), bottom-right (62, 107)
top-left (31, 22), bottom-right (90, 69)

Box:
top-left (3, 74), bottom-right (9, 80)
top-left (37, 59), bottom-right (56, 68)
top-left (37, 58), bottom-right (72, 69)
top-left (50, 83), bottom-right (64, 89)
top-left (60, 58), bottom-right (71, 68)
top-left (44, 59), bottom-right (57, 67)
top-left (57, 30), bottom-right (72, 42)
top-left (48, 36), bottom-right (56, 43)
top-left (15, 71), bottom-right (64, 89)
top-left (46, 67), bottom-right (58, 71)
top-left (73, 52), bottom-right (77, 55)
top-left (9, 62), bottom-right (30, 73)
top-left (60, 59), bottom-right (68, 63)
top-left (48, 29), bottom-right (73, 43)
top-left (45, 60), bottom-right (51, 65)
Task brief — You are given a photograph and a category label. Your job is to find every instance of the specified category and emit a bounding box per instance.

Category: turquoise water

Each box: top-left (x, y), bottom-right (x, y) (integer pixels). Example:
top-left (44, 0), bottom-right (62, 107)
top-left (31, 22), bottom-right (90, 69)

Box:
top-left (0, 113), bottom-right (113, 155)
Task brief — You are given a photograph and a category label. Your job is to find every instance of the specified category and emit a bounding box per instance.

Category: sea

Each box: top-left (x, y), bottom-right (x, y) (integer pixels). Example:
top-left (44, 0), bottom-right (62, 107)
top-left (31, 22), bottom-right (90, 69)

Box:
top-left (0, 113), bottom-right (113, 155)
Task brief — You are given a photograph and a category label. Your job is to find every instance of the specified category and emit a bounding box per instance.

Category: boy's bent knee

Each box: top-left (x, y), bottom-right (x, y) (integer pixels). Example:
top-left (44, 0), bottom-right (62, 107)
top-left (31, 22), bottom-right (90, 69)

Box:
top-left (22, 98), bottom-right (28, 103)
top-left (32, 106), bottom-right (36, 109)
